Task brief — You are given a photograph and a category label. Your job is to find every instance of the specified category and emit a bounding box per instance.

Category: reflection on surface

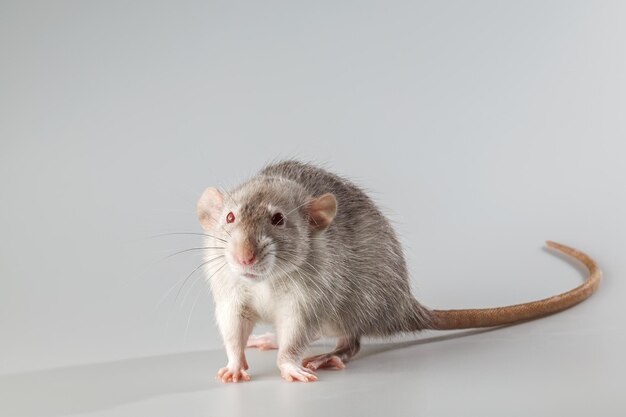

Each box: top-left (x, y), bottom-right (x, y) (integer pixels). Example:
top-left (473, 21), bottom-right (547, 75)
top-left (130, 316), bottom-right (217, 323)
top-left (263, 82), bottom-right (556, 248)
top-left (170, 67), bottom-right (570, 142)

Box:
top-left (0, 330), bottom-right (497, 417)
top-left (0, 350), bottom-right (224, 417)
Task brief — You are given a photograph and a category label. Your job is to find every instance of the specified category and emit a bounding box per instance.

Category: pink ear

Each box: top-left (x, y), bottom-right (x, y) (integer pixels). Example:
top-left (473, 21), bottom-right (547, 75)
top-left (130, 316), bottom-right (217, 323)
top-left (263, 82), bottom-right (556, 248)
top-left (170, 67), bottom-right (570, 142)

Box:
top-left (308, 193), bottom-right (337, 230)
top-left (197, 187), bottom-right (224, 230)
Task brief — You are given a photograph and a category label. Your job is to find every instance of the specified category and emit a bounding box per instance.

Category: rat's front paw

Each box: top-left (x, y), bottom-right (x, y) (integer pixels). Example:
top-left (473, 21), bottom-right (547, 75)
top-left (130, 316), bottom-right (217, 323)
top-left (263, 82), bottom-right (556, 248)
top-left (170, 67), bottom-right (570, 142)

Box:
top-left (216, 365), bottom-right (251, 383)
top-left (279, 362), bottom-right (318, 382)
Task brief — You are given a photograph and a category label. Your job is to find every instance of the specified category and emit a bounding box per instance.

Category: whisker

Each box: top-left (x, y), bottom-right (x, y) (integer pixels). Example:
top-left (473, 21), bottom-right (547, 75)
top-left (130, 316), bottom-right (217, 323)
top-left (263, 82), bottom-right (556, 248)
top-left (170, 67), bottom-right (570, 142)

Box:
top-left (219, 186), bottom-right (240, 207)
top-left (198, 207), bottom-right (233, 238)
top-left (272, 254), bottom-right (341, 325)
top-left (148, 232), bottom-right (228, 243)
top-left (183, 262), bottom-right (226, 342)
top-left (178, 259), bottom-right (223, 309)
top-left (268, 198), bottom-right (314, 229)
top-left (174, 255), bottom-right (225, 303)
top-left (162, 246), bottom-right (225, 260)
top-left (272, 259), bottom-right (324, 327)
top-left (284, 198), bottom-right (313, 218)
top-left (150, 255), bottom-right (224, 316)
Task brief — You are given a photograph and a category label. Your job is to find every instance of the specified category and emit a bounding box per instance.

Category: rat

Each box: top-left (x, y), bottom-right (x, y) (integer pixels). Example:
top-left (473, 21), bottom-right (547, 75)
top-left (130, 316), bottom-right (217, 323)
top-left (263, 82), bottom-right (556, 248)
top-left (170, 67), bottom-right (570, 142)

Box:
top-left (195, 160), bottom-right (602, 383)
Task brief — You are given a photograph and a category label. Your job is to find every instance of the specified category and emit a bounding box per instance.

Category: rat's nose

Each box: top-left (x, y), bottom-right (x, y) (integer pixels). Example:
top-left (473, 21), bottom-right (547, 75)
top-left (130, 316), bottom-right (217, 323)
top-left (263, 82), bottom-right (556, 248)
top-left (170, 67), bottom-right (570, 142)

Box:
top-left (236, 246), bottom-right (256, 266)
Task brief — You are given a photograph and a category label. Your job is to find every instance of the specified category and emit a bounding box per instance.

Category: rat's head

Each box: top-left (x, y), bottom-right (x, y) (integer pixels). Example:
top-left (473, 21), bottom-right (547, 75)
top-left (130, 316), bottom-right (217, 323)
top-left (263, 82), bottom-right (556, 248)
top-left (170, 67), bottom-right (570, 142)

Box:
top-left (196, 177), bottom-right (336, 282)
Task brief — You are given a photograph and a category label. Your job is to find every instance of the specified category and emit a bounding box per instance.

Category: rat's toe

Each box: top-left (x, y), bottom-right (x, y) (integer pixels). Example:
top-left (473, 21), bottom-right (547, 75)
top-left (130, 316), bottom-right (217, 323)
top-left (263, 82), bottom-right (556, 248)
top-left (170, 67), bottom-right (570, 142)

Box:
top-left (279, 362), bottom-right (318, 382)
top-left (216, 366), bottom-right (250, 383)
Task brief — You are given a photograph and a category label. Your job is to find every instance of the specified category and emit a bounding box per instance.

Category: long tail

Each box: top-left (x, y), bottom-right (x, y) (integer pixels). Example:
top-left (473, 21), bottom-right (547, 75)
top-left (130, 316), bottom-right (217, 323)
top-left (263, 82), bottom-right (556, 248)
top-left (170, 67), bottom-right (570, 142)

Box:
top-left (427, 241), bottom-right (602, 330)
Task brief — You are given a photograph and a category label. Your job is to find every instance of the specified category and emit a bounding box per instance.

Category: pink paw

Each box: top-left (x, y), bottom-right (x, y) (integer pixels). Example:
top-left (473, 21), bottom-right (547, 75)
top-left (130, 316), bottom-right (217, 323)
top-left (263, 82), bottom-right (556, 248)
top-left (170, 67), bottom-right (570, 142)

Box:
top-left (216, 365), bottom-right (251, 383)
top-left (246, 332), bottom-right (278, 350)
top-left (302, 354), bottom-right (346, 371)
top-left (279, 362), bottom-right (318, 382)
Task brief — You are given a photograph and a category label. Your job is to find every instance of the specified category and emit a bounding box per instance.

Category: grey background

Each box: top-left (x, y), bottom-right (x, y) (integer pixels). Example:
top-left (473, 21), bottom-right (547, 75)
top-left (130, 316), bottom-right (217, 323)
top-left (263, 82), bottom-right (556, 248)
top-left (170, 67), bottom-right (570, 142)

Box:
top-left (1, 0), bottom-right (625, 416)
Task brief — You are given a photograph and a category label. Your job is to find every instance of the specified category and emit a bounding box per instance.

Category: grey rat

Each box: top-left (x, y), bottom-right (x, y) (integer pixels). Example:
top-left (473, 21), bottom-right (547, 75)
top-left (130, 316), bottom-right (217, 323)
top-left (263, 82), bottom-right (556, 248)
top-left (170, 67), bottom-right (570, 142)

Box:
top-left (196, 160), bottom-right (601, 383)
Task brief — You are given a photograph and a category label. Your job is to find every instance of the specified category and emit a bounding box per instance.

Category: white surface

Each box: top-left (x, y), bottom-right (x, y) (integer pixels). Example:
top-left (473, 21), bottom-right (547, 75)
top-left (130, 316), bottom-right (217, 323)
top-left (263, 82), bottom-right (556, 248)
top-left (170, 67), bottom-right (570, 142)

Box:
top-left (1, 1), bottom-right (625, 416)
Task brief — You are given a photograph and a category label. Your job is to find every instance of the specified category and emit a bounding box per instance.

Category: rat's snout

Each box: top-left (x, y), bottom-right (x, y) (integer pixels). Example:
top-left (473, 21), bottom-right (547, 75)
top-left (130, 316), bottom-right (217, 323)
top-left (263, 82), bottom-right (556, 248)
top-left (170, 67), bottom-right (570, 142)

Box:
top-left (234, 241), bottom-right (257, 266)
top-left (237, 249), bottom-right (256, 266)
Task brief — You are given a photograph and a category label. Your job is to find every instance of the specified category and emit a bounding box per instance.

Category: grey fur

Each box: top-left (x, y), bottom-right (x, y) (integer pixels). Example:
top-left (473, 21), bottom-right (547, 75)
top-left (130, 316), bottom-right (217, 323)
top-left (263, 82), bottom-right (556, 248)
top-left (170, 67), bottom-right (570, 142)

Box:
top-left (200, 160), bottom-right (432, 380)
top-left (257, 161), bottom-right (432, 335)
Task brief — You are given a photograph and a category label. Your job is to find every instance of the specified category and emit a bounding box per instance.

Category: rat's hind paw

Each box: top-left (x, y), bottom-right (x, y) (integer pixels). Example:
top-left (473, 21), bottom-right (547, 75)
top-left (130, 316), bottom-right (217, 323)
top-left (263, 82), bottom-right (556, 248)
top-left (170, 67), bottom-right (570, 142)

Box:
top-left (246, 332), bottom-right (278, 350)
top-left (279, 362), bottom-right (318, 382)
top-left (302, 354), bottom-right (346, 371)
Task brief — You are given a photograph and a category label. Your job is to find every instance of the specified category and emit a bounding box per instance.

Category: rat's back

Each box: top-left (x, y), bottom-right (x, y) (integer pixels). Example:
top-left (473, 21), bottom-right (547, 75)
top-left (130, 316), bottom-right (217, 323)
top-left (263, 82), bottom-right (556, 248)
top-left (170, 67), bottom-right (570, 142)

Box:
top-left (259, 160), bottom-right (432, 336)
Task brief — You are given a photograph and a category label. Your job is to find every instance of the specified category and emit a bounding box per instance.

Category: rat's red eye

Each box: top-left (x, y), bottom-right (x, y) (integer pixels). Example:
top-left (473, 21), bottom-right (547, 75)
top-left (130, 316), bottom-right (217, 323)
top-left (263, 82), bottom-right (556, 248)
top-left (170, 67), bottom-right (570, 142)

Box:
top-left (271, 212), bottom-right (285, 226)
top-left (226, 212), bottom-right (235, 223)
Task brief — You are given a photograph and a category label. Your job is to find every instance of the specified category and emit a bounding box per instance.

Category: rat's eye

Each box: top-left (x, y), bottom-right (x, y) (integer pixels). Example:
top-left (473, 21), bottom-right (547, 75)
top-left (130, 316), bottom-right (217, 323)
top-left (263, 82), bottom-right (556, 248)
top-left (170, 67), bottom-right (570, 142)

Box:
top-left (226, 212), bottom-right (235, 223)
top-left (271, 212), bottom-right (285, 226)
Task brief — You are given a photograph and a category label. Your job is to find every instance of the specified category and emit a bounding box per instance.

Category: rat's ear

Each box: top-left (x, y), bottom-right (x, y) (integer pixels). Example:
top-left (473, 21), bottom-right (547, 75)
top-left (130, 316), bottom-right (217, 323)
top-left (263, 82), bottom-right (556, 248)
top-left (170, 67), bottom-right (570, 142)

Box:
top-left (308, 193), bottom-right (337, 231)
top-left (197, 187), bottom-right (224, 230)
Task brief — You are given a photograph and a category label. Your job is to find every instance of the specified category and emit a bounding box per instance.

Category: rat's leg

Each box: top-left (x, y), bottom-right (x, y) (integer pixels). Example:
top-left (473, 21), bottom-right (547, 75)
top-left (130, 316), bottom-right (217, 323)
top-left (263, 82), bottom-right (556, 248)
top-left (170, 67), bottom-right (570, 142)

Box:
top-left (246, 332), bottom-right (278, 350)
top-left (275, 316), bottom-right (320, 382)
top-left (247, 332), bottom-right (324, 350)
top-left (302, 335), bottom-right (361, 371)
top-left (215, 303), bottom-right (255, 383)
